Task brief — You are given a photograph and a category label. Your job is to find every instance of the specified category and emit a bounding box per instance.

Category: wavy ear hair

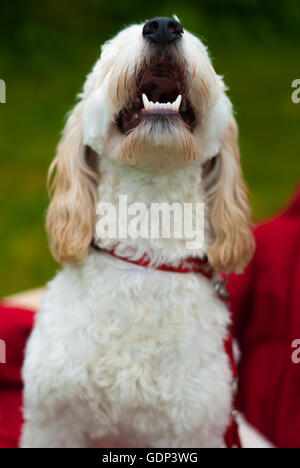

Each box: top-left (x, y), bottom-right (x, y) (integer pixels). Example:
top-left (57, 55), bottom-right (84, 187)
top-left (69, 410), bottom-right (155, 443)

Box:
top-left (46, 102), bottom-right (100, 264)
top-left (203, 117), bottom-right (255, 274)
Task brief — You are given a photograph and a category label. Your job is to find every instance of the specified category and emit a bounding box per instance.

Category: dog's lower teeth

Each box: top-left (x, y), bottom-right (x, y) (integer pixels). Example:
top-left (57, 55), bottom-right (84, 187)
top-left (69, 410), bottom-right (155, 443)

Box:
top-left (142, 94), bottom-right (182, 112)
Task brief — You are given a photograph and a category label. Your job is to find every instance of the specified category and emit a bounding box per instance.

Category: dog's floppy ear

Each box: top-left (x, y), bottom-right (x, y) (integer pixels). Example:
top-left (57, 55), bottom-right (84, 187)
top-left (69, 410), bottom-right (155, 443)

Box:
top-left (46, 102), bottom-right (99, 264)
top-left (205, 117), bottom-right (255, 274)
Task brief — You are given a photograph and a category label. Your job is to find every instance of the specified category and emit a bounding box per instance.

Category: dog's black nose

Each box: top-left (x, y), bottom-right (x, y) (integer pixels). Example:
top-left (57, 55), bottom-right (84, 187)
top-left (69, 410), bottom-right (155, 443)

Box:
top-left (143, 17), bottom-right (183, 45)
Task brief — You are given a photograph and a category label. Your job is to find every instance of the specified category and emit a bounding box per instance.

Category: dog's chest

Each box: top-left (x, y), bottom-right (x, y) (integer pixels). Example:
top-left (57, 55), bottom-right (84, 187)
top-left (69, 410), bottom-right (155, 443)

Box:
top-left (70, 254), bottom-right (233, 445)
top-left (34, 254), bottom-right (233, 447)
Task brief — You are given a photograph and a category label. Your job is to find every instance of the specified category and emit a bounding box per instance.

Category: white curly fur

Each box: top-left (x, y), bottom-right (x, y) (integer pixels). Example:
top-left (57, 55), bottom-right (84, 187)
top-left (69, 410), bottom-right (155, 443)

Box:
top-left (21, 19), bottom-right (254, 448)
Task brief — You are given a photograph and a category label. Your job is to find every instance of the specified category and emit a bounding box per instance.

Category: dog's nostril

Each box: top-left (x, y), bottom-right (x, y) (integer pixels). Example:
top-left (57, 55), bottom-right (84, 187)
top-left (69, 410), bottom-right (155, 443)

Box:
top-left (143, 17), bottom-right (183, 45)
top-left (168, 20), bottom-right (182, 35)
top-left (143, 20), bottom-right (159, 36)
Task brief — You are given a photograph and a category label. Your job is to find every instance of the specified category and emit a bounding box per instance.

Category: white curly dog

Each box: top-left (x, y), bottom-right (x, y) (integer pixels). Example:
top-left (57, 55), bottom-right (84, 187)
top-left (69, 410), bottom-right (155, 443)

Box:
top-left (21, 17), bottom-right (255, 448)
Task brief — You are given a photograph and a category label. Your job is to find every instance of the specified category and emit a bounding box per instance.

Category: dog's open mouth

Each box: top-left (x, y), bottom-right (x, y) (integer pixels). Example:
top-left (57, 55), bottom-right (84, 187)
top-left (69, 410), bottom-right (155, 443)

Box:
top-left (116, 60), bottom-right (196, 134)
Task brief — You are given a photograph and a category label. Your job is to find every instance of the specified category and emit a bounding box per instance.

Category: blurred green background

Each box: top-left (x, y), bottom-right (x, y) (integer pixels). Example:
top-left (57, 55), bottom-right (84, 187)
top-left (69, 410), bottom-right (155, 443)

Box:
top-left (0, 0), bottom-right (299, 297)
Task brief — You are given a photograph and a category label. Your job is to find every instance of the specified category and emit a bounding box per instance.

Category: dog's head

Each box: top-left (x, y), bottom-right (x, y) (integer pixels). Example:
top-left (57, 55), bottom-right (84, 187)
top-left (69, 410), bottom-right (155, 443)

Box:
top-left (47, 17), bottom-right (255, 272)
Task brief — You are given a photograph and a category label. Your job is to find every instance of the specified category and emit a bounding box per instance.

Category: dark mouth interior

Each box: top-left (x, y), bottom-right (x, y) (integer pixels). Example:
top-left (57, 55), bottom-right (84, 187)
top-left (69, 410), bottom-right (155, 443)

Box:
top-left (116, 60), bottom-right (196, 134)
top-left (140, 62), bottom-right (181, 104)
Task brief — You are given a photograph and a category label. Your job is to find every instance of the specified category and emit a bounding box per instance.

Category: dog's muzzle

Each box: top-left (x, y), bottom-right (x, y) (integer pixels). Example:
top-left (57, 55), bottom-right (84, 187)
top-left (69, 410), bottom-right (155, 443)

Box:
top-left (116, 20), bottom-right (196, 136)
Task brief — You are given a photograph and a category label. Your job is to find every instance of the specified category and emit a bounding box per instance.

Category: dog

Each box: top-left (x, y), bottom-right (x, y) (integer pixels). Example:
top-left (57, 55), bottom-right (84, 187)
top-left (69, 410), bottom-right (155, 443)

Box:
top-left (21, 17), bottom-right (255, 448)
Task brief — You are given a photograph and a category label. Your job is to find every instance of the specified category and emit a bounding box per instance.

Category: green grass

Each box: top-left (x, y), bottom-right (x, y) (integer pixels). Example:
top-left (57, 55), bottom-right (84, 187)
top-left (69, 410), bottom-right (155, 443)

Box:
top-left (1, 2), bottom-right (299, 297)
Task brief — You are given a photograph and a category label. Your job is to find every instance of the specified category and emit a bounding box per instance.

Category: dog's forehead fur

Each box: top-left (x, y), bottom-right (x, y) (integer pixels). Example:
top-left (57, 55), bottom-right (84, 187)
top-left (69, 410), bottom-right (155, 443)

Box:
top-left (84, 25), bottom-right (144, 95)
top-left (83, 25), bottom-right (210, 94)
top-left (83, 23), bottom-right (220, 112)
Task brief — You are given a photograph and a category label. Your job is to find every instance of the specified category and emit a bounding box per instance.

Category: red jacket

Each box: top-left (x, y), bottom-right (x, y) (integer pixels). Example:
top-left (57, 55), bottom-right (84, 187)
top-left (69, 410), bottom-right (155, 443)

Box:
top-left (229, 186), bottom-right (300, 448)
top-left (0, 306), bottom-right (34, 448)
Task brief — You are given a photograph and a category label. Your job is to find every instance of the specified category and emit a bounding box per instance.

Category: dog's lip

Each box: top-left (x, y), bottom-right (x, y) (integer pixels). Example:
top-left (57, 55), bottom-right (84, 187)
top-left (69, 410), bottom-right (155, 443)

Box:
top-left (116, 95), bottom-right (196, 134)
top-left (140, 108), bottom-right (179, 116)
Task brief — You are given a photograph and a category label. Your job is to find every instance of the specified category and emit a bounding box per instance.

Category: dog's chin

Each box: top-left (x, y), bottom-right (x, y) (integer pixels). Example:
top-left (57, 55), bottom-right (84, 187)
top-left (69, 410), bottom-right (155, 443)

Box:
top-left (115, 113), bottom-right (202, 172)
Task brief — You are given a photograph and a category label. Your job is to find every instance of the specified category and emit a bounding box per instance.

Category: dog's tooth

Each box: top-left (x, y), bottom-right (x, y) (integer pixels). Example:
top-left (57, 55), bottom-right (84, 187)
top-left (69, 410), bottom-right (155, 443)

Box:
top-left (142, 94), bottom-right (150, 109)
top-left (174, 95), bottom-right (182, 111)
top-left (143, 94), bottom-right (182, 112)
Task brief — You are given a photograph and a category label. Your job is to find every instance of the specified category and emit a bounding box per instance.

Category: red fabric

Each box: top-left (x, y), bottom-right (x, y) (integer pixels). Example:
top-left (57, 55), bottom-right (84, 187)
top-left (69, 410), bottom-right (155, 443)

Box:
top-left (229, 185), bottom-right (300, 449)
top-left (224, 414), bottom-right (242, 449)
top-left (224, 334), bottom-right (238, 379)
top-left (0, 306), bottom-right (34, 448)
top-left (223, 335), bottom-right (241, 448)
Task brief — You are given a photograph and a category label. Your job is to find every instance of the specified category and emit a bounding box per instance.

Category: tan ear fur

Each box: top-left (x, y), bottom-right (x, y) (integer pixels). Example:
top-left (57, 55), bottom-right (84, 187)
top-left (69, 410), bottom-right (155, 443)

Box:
top-left (46, 102), bottom-right (99, 264)
top-left (206, 117), bottom-right (255, 273)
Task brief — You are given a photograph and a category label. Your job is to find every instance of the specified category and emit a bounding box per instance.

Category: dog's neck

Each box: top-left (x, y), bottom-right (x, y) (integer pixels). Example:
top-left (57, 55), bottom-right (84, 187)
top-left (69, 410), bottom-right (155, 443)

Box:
top-left (94, 157), bottom-right (211, 266)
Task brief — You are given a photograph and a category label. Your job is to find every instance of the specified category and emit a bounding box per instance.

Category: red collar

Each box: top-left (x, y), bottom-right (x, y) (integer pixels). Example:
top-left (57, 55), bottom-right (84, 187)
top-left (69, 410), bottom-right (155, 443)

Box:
top-left (93, 245), bottom-right (213, 279)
